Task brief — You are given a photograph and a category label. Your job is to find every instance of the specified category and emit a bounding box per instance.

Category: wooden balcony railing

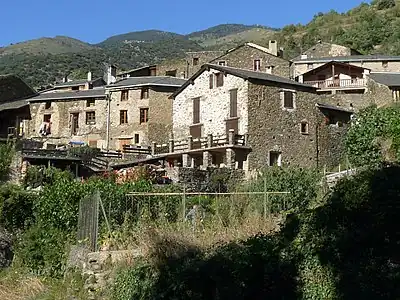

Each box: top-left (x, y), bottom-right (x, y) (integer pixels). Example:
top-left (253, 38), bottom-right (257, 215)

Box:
top-left (304, 78), bottom-right (366, 89)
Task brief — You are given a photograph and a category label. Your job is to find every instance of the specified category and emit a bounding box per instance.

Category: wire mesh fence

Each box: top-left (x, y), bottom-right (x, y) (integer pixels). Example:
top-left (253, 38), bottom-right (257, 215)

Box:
top-left (77, 180), bottom-right (291, 252)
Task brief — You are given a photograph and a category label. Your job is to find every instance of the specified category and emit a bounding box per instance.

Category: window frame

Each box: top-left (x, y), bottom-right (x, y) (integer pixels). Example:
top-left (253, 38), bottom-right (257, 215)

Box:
top-left (300, 121), bottom-right (309, 135)
top-left (139, 108), bottom-right (149, 124)
top-left (216, 72), bottom-right (224, 87)
top-left (253, 59), bottom-right (261, 71)
top-left (282, 90), bottom-right (295, 110)
top-left (86, 99), bottom-right (95, 107)
top-left (44, 102), bottom-right (51, 109)
top-left (141, 88), bottom-right (149, 99)
top-left (134, 134), bottom-right (140, 144)
top-left (269, 151), bottom-right (282, 167)
top-left (193, 57), bottom-right (199, 66)
top-left (85, 111), bottom-right (96, 125)
top-left (121, 90), bottom-right (129, 101)
top-left (120, 110), bottom-right (128, 125)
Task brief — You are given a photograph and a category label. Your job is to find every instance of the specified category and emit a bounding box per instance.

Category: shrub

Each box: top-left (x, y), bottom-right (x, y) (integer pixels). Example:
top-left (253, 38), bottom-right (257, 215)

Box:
top-left (0, 142), bottom-right (14, 181)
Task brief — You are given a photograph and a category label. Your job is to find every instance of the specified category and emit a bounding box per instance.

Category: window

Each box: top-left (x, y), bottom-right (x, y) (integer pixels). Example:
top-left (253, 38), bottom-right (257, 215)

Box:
top-left (216, 73), bottom-right (224, 87)
top-left (134, 134), bottom-right (140, 144)
top-left (266, 66), bottom-right (274, 74)
top-left (209, 74), bottom-right (214, 89)
top-left (150, 67), bottom-right (157, 76)
top-left (44, 102), bottom-right (51, 109)
top-left (218, 61), bottom-right (226, 66)
top-left (254, 59), bottom-right (261, 71)
top-left (283, 91), bottom-right (294, 109)
top-left (72, 86), bottom-right (79, 91)
top-left (269, 151), bottom-right (282, 167)
top-left (121, 90), bottom-right (129, 101)
top-left (193, 97), bottom-right (200, 124)
top-left (229, 89), bottom-right (238, 118)
top-left (86, 99), bottom-right (95, 107)
top-left (141, 88), bottom-right (149, 99)
top-left (139, 108), bottom-right (149, 124)
top-left (382, 61), bottom-right (388, 68)
top-left (43, 114), bottom-right (51, 123)
top-left (86, 111), bottom-right (96, 125)
top-left (300, 121), bottom-right (309, 134)
top-left (165, 70), bottom-right (177, 77)
top-left (193, 57), bottom-right (199, 66)
top-left (70, 113), bottom-right (79, 135)
top-left (120, 110), bottom-right (128, 124)
top-left (307, 63), bottom-right (314, 70)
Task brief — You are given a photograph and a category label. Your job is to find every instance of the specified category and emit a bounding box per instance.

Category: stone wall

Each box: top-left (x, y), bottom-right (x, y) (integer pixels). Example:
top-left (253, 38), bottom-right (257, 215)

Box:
top-left (185, 51), bottom-right (224, 77)
top-left (173, 68), bottom-right (248, 140)
top-left (109, 86), bottom-right (177, 149)
top-left (210, 44), bottom-right (290, 78)
top-left (166, 167), bottom-right (245, 192)
top-left (27, 98), bottom-right (107, 147)
top-left (247, 83), bottom-right (320, 170)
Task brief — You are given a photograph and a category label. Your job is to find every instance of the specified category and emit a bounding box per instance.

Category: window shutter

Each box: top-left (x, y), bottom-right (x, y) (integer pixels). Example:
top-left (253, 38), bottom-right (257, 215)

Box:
top-left (209, 74), bottom-right (214, 89)
top-left (193, 97), bottom-right (200, 124)
top-left (230, 89), bottom-right (238, 118)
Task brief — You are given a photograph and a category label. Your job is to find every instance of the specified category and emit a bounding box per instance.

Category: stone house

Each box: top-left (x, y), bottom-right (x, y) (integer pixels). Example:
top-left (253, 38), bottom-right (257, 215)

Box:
top-left (116, 65), bottom-right (157, 80)
top-left (292, 54), bottom-right (400, 79)
top-left (26, 88), bottom-right (108, 147)
top-left (171, 64), bottom-right (352, 172)
top-left (368, 72), bottom-right (400, 106)
top-left (209, 41), bottom-right (290, 78)
top-left (42, 71), bottom-right (107, 93)
top-left (293, 41), bottom-right (361, 61)
top-left (106, 76), bottom-right (186, 150)
top-left (0, 75), bottom-right (37, 139)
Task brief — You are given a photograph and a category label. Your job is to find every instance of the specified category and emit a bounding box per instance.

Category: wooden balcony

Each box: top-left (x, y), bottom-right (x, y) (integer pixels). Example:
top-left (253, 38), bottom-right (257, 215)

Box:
top-left (304, 78), bottom-right (367, 90)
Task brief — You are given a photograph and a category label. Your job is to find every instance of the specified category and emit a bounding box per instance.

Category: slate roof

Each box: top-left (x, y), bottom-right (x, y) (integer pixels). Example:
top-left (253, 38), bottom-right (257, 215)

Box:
top-left (0, 75), bottom-right (37, 104)
top-left (107, 76), bottom-right (187, 89)
top-left (292, 54), bottom-right (400, 63)
top-left (369, 72), bottom-right (400, 87)
top-left (316, 103), bottom-right (354, 113)
top-left (298, 61), bottom-right (370, 77)
top-left (0, 99), bottom-right (30, 113)
top-left (0, 74), bottom-right (37, 112)
top-left (28, 88), bottom-right (106, 102)
top-left (54, 79), bottom-right (89, 88)
top-left (172, 64), bottom-right (316, 98)
top-left (117, 65), bottom-right (157, 76)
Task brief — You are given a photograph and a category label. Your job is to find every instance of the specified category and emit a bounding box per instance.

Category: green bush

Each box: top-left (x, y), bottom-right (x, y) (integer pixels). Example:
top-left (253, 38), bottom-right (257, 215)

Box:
top-left (0, 184), bottom-right (36, 230)
top-left (0, 142), bottom-right (14, 181)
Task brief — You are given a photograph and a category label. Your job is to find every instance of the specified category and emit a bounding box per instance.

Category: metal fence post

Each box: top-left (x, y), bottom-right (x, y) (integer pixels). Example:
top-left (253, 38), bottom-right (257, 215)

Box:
top-left (263, 178), bottom-right (267, 221)
top-left (182, 186), bottom-right (186, 221)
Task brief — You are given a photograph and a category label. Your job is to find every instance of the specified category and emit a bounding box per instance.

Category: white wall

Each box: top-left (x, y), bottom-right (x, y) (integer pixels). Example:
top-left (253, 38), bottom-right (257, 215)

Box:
top-left (173, 68), bottom-right (249, 140)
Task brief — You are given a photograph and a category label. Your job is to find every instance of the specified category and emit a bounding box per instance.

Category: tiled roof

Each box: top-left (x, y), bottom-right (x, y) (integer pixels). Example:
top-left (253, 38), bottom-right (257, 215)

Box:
top-left (28, 88), bottom-right (106, 102)
top-left (107, 76), bottom-right (187, 89)
top-left (369, 72), bottom-right (400, 87)
top-left (292, 54), bottom-right (400, 63)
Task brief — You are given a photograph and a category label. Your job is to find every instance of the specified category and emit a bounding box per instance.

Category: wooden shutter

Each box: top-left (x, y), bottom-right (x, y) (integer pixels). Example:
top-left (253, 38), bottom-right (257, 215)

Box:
top-left (216, 73), bottom-right (224, 87)
top-left (226, 118), bottom-right (239, 136)
top-left (190, 124), bottom-right (202, 139)
top-left (209, 74), bottom-right (214, 89)
top-left (193, 97), bottom-right (200, 124)
top-left (284, 91), bottom-right (294, 108)
top-left (230, 89), bottom-right (238, 117)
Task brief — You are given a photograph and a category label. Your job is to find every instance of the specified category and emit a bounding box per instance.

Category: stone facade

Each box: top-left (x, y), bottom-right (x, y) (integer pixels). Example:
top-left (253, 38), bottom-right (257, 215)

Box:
top-left (173, 65), bottom-right (351, 172)
top-left (185, 51), bottom-right (225, 77)
top-left (246, 83), bottom-right (349, 170)
top-left (210, 44), bottom-right (290, 78)
top-left (293, 42), bottom-right (359, 61)
top-left (27, 96), bottom-right (108, 147)
top-left (173, 69), bottom-right (249, 140)
top-left (108, 85), bottom-right (178, 149)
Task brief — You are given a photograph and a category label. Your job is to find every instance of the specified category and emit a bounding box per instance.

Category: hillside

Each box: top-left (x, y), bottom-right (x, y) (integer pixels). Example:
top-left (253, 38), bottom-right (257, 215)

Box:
top-left (2, 0), bottom-right (400, 88)
top-left (0, 36), bottom-right (96, 56)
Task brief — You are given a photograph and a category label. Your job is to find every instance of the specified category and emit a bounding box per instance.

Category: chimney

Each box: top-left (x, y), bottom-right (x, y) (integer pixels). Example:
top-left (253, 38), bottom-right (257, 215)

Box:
top-left (180, 71), bottom-right (186, 79)
top-left (269, 40), bottom-right (278, 57)
top-left (104, 63), bottom-right (117, 85)
top-left (87, 71), bottom-right (92, 82)
top-left (278, 47), bottom-right (284, 58)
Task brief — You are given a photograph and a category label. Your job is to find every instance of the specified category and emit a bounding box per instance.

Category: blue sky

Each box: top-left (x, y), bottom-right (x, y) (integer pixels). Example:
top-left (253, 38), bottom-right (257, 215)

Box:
top-left (1, 0), bottom-right (369, 47)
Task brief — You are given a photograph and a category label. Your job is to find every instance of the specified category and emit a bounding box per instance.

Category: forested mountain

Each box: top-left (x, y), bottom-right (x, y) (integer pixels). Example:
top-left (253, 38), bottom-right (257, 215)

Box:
top-left (1, 0), bottom-right (400, 88)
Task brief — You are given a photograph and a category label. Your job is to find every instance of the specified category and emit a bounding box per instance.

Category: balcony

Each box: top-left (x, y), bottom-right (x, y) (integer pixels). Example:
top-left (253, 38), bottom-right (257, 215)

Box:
top-left (304, 78), bottom-right (367, 90)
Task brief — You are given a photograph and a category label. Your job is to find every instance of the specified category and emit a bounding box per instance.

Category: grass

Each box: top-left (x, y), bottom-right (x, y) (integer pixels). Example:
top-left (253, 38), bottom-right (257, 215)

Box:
top-left (0, 272), bottom-right (44, 300)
